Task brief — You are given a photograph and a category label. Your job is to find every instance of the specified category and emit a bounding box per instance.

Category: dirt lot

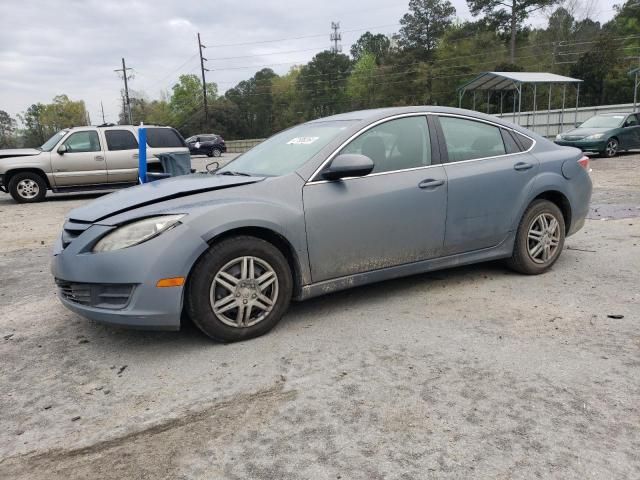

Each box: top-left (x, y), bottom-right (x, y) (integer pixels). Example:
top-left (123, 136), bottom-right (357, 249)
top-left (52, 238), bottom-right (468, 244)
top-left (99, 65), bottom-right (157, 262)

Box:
top-left (0, 153), bottom-right (639, 479)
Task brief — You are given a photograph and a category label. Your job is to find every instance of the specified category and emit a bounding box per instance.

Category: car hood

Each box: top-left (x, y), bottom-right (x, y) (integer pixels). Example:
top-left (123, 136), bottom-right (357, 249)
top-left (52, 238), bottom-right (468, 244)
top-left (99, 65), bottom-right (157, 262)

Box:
top-left (0, 148), bottom-right (42, 159)
top-left (561, 127), bottom-right (611, 137)
top-left (68, 174), bottom-right (265, 223)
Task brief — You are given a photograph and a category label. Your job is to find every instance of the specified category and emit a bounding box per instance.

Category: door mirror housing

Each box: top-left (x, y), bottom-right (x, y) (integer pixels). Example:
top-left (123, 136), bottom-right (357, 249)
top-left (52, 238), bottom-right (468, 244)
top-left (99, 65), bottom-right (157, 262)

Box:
top-left (57, 144), bottom-right (68, 154)
top-left (322, 154), bottom-right (374, 181)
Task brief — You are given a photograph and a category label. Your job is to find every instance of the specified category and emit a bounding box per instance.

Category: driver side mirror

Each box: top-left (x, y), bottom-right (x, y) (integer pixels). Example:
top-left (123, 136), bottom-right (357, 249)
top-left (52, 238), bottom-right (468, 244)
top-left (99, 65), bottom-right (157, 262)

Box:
top-left (322, 154), bottom-right (374, 181)
top-left (57, 144), bottom-right (68, 154)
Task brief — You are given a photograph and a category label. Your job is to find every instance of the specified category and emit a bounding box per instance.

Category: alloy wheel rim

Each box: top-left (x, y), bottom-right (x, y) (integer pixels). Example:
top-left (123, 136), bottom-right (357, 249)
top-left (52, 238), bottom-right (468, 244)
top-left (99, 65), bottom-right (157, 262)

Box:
top-left (527, 213), bottom-right (561, 264)
top-left (606, 140), bottom-right (617, 156)
top-left (213, 149), bottom-right (221, 157)
top-left (17, 179), bottom-right (39, 199)
top-left (209, 256), bottom-right (279, 328)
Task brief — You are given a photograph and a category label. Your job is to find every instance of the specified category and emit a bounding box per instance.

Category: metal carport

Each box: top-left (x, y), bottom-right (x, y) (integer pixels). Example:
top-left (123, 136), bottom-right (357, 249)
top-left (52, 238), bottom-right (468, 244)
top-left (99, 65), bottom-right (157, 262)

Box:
top-left (457, 72), bottom-right (583, 136)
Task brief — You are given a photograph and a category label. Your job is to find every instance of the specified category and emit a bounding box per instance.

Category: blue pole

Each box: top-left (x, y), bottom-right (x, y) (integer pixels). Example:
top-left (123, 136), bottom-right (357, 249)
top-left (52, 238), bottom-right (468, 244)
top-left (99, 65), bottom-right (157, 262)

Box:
top-left (138, 127), bottom-right (147, 184)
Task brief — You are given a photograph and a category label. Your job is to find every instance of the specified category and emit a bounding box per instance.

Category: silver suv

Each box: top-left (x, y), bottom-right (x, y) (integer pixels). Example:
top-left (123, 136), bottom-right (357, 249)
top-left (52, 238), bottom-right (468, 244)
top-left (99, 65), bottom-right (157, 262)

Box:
top-left (0, 125), bottom-right (189, 203)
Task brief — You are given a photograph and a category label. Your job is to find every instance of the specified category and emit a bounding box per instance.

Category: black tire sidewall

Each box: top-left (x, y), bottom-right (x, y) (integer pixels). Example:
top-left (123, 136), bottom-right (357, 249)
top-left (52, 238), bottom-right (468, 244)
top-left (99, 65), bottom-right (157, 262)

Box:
top-left (510, 200), bottom-right (566, 275)
top-left (187, 236), bottom-right (293, 342)
top-left (8, 172), bottom-right (47, 203)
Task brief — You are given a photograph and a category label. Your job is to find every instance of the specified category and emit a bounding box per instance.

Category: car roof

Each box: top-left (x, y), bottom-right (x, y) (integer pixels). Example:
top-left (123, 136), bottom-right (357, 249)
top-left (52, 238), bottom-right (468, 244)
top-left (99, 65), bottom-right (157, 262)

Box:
top-left (598, 112), bottom-right (631, 116)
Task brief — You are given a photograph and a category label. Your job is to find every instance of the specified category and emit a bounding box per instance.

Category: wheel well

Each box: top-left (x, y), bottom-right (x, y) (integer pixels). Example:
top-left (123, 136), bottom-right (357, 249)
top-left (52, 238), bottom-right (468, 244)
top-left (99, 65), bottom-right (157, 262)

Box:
top-left (205, 227), bottom-right (303, 296)
top-left (5, 168), bottom-right (51, 189)
top-left (533, 191), bottom-right (571, 228)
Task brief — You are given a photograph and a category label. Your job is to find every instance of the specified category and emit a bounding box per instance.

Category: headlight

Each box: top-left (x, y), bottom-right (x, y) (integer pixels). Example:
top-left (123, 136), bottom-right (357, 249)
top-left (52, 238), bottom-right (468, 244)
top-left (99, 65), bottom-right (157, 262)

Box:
top-left (584, 133), bottom-right (605, 140)
top-left (555, 134), bottom-right (563, 140)
top-left (93, 214), bottom-right (185, 252)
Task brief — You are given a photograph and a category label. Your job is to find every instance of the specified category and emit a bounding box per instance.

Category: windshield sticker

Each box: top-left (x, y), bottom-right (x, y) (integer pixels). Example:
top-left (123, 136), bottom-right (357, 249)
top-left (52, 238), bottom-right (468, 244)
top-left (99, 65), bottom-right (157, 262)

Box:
top-left (287, 136), bottom-right (319, 145)
top-left (612, 116), bottom-right (624, 119)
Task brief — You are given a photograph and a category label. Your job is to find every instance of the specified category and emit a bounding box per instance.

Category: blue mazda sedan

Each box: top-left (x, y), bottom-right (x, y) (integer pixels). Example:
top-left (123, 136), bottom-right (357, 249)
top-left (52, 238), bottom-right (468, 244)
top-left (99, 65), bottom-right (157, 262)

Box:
top-left (53, 107), bottom-right (592, 342)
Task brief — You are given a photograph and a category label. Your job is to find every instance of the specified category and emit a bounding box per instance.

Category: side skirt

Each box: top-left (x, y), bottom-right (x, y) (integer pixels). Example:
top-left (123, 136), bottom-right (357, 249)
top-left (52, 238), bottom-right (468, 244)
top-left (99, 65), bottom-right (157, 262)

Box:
top-left (51, 182), bottom-right (137, 193)
top-left (296, 235), bottom-right (515, 301)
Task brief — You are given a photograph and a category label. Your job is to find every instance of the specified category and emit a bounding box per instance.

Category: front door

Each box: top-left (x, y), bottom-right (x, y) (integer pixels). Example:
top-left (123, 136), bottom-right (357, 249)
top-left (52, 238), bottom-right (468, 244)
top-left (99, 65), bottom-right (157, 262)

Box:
top-left (620, 114), bottom-right (640, 149)
top-left (303, 115), bottom-right (447, 283)
top-left (51, 130), bottom-right (107, 186)
top-left (436, 115), bottom-right (539, 255)
top-left (103, 129), bottom-right (139, 183)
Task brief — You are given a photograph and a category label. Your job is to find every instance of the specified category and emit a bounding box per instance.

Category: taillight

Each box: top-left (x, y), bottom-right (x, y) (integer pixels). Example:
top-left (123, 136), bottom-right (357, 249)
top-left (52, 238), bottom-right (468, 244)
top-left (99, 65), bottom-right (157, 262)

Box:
top-left (578, 156), bottom-right (590, 171)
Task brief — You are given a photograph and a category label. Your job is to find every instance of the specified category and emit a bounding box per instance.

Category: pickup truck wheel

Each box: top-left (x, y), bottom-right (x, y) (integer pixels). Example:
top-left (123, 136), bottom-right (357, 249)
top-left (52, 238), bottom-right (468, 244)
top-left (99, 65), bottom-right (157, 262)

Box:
top-left (8, 172), bottom-right (47, 203)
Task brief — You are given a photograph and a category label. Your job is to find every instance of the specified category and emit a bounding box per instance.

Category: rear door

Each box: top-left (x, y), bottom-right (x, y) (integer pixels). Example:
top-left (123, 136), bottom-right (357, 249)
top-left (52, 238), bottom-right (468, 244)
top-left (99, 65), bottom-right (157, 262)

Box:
top-left (435, 114), bottom-right (539, 255)
top-left (102, 128), bottom-right (139, 183)
top-left (51, 130), bottom-right (107, 186)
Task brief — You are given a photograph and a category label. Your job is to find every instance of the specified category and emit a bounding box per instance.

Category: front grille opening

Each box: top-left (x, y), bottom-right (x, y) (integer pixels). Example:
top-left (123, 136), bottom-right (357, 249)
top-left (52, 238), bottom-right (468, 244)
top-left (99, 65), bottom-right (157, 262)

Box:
top-left (55, 279), bottom-right (135, 310)
top-left (61, 219), bottom-right (92, 249)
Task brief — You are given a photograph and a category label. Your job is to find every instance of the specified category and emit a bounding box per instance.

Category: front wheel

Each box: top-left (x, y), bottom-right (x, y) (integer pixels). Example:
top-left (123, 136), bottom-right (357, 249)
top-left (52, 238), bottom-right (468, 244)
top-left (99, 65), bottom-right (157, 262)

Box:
top-left (8, 172), bottom-right (47, 203)
top-left (602, 138), bottom-right (618, 158)
top-left (506, 200), bottom-right (565, 275)
top-left (186, 236), bottom-right (293, 342)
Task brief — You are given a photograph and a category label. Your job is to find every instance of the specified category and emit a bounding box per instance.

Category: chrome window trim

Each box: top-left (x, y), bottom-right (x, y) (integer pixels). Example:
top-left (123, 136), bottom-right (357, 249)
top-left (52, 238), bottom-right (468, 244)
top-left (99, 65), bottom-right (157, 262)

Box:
top-left (305, 111), bottom-right (537, 185)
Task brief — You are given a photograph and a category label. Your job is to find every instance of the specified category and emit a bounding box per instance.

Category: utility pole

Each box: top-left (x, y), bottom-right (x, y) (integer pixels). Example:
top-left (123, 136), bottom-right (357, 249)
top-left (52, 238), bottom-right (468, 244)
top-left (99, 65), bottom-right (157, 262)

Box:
top-left (198, 33), bottom-right (209, 125)
top-left (115, 58), bottom-right (133, 124)
top-left (100, 101), bottom-right (106, 124)
top-left (330, 22), bottom-right (342, 53)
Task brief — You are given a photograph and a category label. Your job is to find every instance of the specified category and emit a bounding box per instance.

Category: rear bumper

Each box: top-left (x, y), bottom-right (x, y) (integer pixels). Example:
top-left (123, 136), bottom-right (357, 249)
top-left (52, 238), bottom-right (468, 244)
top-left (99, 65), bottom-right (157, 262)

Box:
top-left (555, 140), bottom-right (606, 152)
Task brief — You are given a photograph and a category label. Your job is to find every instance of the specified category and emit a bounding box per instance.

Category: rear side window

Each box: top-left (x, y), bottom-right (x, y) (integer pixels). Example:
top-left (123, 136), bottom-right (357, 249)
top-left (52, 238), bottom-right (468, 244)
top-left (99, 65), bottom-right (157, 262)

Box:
top-left (501, 129), bottom-right (521, 154)
top-left (514, 132), bottom-right (534, 151)
top-left (146, 128), bottom-right (185, 148)
top-left (439, 116), bottom-right (506, 162)
top-left (105, 130), bottom-right (138, 151)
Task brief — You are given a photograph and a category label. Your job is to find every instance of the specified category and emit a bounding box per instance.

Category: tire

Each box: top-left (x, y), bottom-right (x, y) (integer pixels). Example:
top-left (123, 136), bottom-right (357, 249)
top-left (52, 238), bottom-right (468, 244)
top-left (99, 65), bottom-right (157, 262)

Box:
top-left (506, 199), bottom-right (566, 275)
top-left (186, 236), bottom-right (293, 342)
top-left (206, 150), bottom-right (213, 157)
top-left (212, 148), bottom-right (222, 157)
top-left (8, 172), bottom-right (47, 203)
top-left (602, 138), bottom-right (618, 158)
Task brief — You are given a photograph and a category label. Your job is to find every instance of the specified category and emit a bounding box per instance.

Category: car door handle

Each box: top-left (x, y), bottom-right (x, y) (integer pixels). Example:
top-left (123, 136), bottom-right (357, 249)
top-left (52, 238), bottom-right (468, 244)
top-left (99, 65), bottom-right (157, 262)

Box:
top-left (418, 179), bottom-right (445, 189)
top-left (514, 162), bottom-right (533, 171)
top-left (132, 153), bottom-right (139, 159)
top-left (95, 155), bottom-right (104, 161)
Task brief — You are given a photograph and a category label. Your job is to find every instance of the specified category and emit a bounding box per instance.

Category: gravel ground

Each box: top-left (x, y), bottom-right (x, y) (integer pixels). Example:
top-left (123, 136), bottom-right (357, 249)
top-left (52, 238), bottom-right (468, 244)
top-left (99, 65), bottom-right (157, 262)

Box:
top-left (0, 153), bottom-right (639, 479)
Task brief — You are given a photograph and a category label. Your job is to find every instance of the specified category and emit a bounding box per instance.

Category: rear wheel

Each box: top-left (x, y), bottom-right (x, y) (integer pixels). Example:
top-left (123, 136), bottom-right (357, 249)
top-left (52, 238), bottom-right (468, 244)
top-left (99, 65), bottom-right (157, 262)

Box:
top-left (211, 148), bottom-right (222, 157)
top-left (506, 200), bottom-right (565, 275)
top-left (602, 138), bottom-right (618, 158)
top-left (8, 172), bottom-right (47, 203)
top-left (186, 236), bottom-right (293, 342)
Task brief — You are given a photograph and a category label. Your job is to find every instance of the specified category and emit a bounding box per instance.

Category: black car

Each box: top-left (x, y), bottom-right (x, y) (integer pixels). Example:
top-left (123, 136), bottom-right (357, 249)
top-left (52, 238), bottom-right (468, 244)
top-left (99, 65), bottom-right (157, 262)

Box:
top-left (185, 134), bottom-right (227, 157)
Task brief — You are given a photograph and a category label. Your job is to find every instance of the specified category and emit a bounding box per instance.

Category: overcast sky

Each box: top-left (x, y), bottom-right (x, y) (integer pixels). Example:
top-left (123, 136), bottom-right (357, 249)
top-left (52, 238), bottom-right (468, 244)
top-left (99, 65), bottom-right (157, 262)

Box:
top-left (0, 0), bottom-right (616, 126)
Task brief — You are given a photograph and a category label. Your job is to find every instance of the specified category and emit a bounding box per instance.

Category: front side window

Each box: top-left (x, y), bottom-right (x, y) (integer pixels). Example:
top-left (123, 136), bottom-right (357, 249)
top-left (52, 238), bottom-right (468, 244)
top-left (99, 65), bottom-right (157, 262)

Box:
top-left (439, 116), bottom-right (506, 162)
top-left (105, 130), bottom-right (138, 151)
top-left (340, 116), bottom-right (431, 174)
top-left (625, 115), bottom-right (639, 127)
top-left (63, 131), bottom-right (101, 153)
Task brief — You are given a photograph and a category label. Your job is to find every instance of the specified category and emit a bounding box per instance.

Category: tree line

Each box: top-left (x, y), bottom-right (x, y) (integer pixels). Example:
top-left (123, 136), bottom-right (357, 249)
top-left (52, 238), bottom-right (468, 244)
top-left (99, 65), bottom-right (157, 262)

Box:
top-left (2, 0), bottom-right (639, 148)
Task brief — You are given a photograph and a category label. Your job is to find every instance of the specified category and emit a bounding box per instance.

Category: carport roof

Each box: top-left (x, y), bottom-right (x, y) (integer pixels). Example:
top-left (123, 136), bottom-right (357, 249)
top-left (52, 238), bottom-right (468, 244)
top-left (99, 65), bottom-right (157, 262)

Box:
top-left (458, 72), bottom-right (583, 91)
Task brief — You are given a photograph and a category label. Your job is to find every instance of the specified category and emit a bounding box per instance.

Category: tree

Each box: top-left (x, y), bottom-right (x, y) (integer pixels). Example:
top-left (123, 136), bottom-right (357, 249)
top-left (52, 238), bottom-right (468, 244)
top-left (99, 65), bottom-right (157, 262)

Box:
top-left (346, 53), bottom-right (379, 108)
top-left (467, 0), bottom-right (560, 64)
top-left (398, 0), bottom-right (456, 60)
top-left (39, 95), bottom-right (87, 131)
top-left (297, 51), bottom-right (353, 118)
top-left (169, 74), bottom-right (217, 132)
top-left (0, 110), bottom-right (17, 148)
top-left (350, 32), bottom-right (391, 63)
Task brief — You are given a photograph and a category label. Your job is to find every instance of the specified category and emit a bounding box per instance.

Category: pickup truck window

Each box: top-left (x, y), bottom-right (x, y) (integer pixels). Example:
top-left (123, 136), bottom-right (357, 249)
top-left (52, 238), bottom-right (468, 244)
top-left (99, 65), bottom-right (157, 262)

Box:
top-left (105, 130), bottom-right (138, 151)
top-left (146, 128), bottom-right (185, 148)
top-left (63, 131), bottom-right (101, 153)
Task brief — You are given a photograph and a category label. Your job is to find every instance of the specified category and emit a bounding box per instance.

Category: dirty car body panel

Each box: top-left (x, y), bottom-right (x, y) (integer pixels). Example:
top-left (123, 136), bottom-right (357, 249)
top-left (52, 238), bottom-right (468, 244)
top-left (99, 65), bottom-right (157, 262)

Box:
top-left (52, 106), bottom-right (592, 330)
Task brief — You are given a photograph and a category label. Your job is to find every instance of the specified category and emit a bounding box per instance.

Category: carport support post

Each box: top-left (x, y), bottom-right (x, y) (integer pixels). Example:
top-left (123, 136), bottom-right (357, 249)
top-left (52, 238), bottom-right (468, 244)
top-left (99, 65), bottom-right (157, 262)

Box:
top-left (532, 84), bottom-right (537, 133)
top-left (574, 83), bottom-right (580, 127)
top-left (634, 71), bottom-right (639, 112)
top-left (138, 126), bottom-right (147, 184)
top-left (472, 91), bottom-right (476, 110)
top-left (487, 90), bottom-right (491, 113)
top-left (560, 84), bottom-right (566, 134)
top-left (500, 91), bottom-right (504, 115)
top-left (513, 90), bottom-right (517, 122)
top-left (546, 85), bottom-right (552, 138)
top-left (517, 84), bottom-right (522, 125)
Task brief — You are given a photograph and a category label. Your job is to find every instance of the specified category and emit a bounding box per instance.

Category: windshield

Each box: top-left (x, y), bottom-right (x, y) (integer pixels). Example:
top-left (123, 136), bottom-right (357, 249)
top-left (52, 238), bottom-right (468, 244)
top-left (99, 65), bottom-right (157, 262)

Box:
top-left (580, 115), bottom-right (624, 129)
top-left (218, 120), bottom-right (356, 176)
top-left (40, 130), bottom-right (68, 151)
